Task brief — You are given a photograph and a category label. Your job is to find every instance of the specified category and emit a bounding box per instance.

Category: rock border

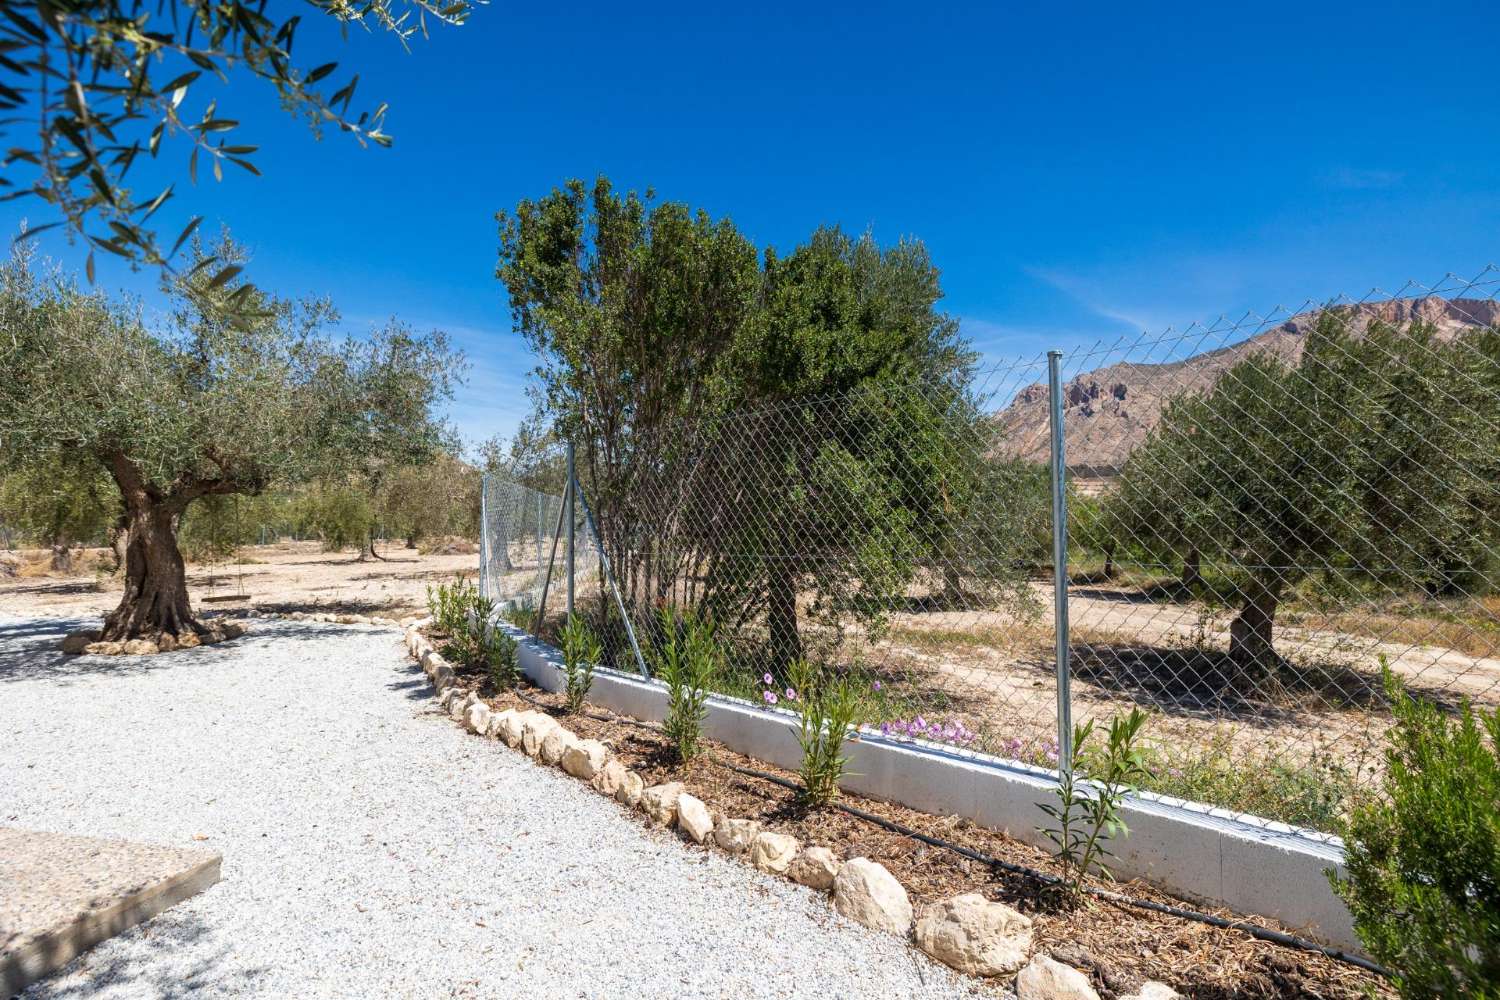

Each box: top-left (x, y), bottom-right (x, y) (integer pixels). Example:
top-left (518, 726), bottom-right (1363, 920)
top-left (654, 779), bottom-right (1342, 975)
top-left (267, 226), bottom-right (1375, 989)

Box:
top-left (401, 620), bottom-right (1176, 1000)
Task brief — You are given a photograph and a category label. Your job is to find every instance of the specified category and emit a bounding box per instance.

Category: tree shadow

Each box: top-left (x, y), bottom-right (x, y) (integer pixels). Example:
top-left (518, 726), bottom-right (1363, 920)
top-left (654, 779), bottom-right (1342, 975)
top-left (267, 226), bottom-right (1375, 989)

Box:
top-left (0, 616), bottom-right (378, 686)
top-left (0, 580), bottom-right (104, 597)
top-left (21, 907), bottom-right (269, 999)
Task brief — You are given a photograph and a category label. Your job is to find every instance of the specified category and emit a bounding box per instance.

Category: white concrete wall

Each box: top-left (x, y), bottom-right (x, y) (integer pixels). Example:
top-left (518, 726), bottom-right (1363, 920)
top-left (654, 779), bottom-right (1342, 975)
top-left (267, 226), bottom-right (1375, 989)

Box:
top-left (505, 622), bottom-right (1357, 952)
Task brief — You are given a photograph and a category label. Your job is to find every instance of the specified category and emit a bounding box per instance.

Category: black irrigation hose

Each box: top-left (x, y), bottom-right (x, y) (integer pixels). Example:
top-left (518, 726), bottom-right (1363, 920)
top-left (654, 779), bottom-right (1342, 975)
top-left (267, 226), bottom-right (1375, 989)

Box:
top-left (510, 690), bottom-right (1391, 979)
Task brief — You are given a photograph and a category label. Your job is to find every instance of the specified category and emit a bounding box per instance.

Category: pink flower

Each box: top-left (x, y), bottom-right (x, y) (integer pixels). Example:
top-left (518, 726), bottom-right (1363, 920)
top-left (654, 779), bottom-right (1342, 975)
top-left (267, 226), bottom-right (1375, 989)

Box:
top-left (763, 691), bottom-right (778, 705)
top-left (762, 673), bottom-right (773, 684)
top-left (785, 687), bottom-right (797, 701)
top-left (872, 680), bottom-right (882, 691)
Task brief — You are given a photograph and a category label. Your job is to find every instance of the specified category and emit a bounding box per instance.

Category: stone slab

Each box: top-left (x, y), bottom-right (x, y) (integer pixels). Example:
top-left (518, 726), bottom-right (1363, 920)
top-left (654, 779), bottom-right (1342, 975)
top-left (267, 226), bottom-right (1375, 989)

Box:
top-left (0, 827), bottom-right (222, 995)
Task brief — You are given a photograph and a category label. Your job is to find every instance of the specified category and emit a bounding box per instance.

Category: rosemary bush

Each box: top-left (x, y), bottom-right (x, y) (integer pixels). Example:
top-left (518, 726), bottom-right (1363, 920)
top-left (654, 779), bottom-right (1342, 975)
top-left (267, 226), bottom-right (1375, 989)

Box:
top-left (1331, 665), bottom-right (1500, 998)
top-left (1036, 707), bottom-right (1151, 905)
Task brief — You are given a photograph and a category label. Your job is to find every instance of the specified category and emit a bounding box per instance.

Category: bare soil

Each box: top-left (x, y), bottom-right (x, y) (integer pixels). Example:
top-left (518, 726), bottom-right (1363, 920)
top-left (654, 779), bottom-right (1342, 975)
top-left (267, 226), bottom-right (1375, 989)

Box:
top-left (438, 655), bottom-right (1391, 1000)
top-left (0, 539), bottom-right (479, 623)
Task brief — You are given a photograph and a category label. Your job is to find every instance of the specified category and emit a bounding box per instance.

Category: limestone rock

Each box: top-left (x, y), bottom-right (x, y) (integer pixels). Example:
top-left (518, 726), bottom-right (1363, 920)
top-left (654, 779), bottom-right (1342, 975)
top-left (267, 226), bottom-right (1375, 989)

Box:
top-left (640, 782), bottom-right (685, 825)
top-left (539, 726), bottom-right (581, 766)
top-left (199, 628), bottom-right (226, 645)
top-left (789, 846), bottom-right (841, 891)
top-left (561, 739), bottom-right (609, 780)
top-left (614, 769), bottom-right (645, 807)
top-left (222, 621), bottom-right (247, 639)
top-left (1015, 955), bottom-right (1100, 1000)
top-left (156, 632), bottom-right (179, 652)
top-left (121, 638), bottom-right (159, 655)
top-left (592, 759), bottom-right (629, 797)
top-left (465, 702), bottom-right (492, 735)
top-left (1123, 985), bottom-right (1180, 1000)
top-left (914, 893), bottom-right (1033, 977)
top-left (675, 793), bottom-right (714, 843)
top-left (177, 631), bottom-right (201, 649)
top-left (60, 630), bottom-right (101, 654)
top-left (748, 831), bottom-right (800, 875)
top-left (713, 817), bottom-right (762, 854)
top-left (520, 713), bottom-right (559, 756)
top-left (832, 858), bottom-right (912, 936)
top-left (83, 641), bottom-right (124, 656)
top-left (493, 709), bottom-right (524, 745)
top-left (714, 815), bottom-right (762, 857)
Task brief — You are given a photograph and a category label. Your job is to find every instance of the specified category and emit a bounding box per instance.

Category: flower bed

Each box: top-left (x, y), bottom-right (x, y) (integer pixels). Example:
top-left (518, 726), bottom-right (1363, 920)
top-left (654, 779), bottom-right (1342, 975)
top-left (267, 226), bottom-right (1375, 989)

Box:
top-left (408, 621), bottom-right (1388, 1000)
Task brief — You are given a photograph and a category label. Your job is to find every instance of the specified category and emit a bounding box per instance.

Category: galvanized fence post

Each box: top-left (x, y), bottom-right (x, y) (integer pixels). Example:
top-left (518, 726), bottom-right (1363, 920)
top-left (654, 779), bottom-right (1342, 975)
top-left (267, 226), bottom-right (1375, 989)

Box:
top-left (1047, 350), bottom-right (1074, 774)
top-left (566, 441), bottom-right (576, 620)
top-left (478, 472), bottom-right (489, 601)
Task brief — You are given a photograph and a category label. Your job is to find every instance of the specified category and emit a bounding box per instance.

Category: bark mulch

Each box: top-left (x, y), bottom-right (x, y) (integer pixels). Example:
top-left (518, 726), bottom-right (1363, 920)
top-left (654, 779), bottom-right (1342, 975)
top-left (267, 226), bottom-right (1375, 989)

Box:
top-left (445, 660), bottom-right (1388, 1000)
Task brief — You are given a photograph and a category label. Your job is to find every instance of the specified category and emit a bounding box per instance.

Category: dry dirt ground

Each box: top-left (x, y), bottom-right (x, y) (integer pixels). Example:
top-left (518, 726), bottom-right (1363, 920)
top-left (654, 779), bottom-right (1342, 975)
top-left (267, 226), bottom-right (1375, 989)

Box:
top-left (0, 540), bottom-right (481, 623)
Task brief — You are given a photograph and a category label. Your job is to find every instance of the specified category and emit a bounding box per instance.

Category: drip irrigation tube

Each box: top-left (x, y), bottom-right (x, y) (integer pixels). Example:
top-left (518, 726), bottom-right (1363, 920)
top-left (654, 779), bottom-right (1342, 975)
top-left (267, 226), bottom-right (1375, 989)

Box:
top-left (509, 690), bottom-right (1389, 979)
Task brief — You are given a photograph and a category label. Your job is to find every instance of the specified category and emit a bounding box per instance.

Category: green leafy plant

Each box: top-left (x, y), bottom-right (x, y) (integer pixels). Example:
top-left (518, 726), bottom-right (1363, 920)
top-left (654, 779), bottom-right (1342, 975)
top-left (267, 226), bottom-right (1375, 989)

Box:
top-left (560, 615), bottom-right (601, 714)
top-left (426, 575), bottom-right (485, 664)
top-left (655, 607), bottom-right (720, 765)
top-left (779, 660), bottom-right (867, 807)
top-left (1037, 707), bottom-right (1151, 905)
top-left (1330, 664), bottom-right (1500, 998)
top-left (501, 604), bottom-right (536, 634)
top-left (481, 618), bottom-right (521, 692)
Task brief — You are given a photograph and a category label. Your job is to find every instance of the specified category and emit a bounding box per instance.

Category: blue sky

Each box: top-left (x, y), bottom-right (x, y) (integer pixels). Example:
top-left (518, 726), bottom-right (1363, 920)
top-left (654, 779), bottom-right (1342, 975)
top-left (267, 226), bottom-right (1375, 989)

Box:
top-left (6, 1), bottom-right (1498, 447)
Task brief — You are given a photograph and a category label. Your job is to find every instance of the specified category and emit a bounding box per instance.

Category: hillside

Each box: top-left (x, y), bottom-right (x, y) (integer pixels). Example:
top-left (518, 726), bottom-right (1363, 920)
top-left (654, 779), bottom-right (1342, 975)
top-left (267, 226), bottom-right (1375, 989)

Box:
top-left (995, 296), bottom-right (1500, 469)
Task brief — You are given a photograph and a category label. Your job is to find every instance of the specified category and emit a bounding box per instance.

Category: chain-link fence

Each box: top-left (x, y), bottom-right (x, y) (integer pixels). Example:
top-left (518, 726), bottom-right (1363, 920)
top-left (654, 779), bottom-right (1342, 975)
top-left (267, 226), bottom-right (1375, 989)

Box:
top-left (483, 272), bottom-right (1500, 834)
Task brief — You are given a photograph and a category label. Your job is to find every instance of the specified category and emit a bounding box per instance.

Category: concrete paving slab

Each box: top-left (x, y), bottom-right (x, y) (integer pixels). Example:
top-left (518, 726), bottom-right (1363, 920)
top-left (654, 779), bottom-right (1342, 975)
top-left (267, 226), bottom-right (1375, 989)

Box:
top-left (0, 828), bottom-right (221, 996)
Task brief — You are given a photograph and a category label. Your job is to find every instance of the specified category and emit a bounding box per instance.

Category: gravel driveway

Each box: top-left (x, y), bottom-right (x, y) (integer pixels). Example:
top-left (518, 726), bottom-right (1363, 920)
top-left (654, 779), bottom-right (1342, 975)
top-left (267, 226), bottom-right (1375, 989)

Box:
top-left (0, 615), bottom-right (985, 1000)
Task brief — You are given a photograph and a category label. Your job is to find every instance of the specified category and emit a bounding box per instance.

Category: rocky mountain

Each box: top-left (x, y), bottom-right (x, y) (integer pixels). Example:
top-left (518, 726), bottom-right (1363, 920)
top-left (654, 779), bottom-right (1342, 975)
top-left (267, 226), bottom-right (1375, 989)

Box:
top-left (994, 296), bottom-right (1500, 470)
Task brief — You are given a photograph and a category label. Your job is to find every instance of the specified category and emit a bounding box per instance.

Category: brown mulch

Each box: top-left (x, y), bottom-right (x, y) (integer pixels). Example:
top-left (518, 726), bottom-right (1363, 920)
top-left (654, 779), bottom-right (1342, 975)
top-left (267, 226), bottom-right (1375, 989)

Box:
top-left (436, 654), bottom-right (1390, 1000)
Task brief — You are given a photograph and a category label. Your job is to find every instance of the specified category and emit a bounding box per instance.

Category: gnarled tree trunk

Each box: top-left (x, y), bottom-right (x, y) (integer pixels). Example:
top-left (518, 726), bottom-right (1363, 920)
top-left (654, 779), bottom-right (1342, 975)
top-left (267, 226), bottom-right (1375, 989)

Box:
top-left (102, 502), bottom-right (197, 640)
top-left (1181, 545), bottom-right (1202, 589)
top-left (1229, 571), bottom-right (1283, 674)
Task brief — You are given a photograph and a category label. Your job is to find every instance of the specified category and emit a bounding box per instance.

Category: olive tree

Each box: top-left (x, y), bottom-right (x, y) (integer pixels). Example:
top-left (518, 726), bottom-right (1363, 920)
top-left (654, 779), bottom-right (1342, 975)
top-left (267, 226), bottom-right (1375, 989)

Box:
top-left (0, 0), bottom-right (475, 301)
top-left (0, 242), bottom-right (462, 641)
top-left (1107, 311), bottom-right (1500, 672)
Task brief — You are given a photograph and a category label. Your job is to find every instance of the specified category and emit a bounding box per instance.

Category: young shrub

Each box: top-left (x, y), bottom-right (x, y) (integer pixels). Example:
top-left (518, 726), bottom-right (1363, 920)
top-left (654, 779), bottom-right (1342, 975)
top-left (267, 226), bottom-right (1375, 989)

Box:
top-left (1330, 664), bottom-right (1500, 998)
top-left (482, 621), bottom-right (520, 692)
top-left (560, 615), bottom-right (600, 714)
top-left (772, 661), bottom-right (867, 808)
top-left (1036, 707), bottom-right (1151, 905)
top-left (655, 607), bottom-right (719, 765)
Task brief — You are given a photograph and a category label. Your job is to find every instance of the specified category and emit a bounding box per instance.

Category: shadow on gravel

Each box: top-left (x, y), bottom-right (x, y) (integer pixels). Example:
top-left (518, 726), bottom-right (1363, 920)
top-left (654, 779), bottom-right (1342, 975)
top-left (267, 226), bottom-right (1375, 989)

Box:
top-left (23, 910), bottom-right (269, 1000)
top-left (0, 617), bottom-right (399, 686)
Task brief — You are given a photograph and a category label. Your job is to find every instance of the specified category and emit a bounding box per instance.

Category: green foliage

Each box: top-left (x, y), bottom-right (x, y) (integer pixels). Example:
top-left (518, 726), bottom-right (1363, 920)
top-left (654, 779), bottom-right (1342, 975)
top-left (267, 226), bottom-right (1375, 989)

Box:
top-left (427, 575), bottom-right (478, 658)
top-left (560, 615), bottom-right (601, 714)
top-left (1037, 708), bottom-right (1151, 904)
top-left (500, 604), bottom-right (537, 634)
top-left (498, 177), bottom-right (1036, 672)
top-left (1107, 314), bottom-right (1500, 670)
top-left (0, 451), bottom-right (115, 549)
top-left (303, 483), bottom-right (375, 552)
top-left (1331, 665), bottom-right (1500, 998)
top-left (1131, 734), bottom-right (1358, 833)
top-left (479, 604), bottom-right (520, 692)
top-left (655, 607), bottom-right (720, 765)
top-left (0, 0), bottom-right (474, 306)
top-left (783, 660), bottom-right (868, 808)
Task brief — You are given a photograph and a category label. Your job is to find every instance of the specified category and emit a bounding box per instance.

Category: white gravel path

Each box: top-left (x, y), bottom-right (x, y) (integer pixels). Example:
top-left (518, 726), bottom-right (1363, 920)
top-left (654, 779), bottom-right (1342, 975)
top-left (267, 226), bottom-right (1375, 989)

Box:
top-left (0, 614), bottom-right (988, 1000)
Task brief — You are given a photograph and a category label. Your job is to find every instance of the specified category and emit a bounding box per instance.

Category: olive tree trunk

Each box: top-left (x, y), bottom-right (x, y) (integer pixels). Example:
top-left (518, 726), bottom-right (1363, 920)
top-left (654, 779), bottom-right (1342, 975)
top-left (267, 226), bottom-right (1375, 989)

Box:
top-left (1228, 571), bottom-right (1283, 673)
top-left (767, 560), bottom-right (802, 673)
top-left (101, 501), bottom-right (198, 640)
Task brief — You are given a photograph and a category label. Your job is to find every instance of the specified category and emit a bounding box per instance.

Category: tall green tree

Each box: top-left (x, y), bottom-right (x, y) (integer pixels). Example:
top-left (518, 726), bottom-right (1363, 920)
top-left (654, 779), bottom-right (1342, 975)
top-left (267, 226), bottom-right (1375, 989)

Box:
top-left (1106, 312), bottom-right (1500, 672)
top-left (0, 239), bottom-right (462, 641)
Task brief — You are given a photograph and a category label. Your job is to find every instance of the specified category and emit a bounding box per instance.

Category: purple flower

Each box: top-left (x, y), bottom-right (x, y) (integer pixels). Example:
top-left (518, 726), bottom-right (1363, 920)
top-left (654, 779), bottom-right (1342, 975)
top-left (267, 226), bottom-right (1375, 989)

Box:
top-left (762, 672), bottom-right (773, 685)
top-left (879, 722), bottom-right (891, 736)
top-left (894, 721), bottom-right (910, 735)
top-left (872, 680), bottom-right (883, 691)
top-left (785, 687), bottom-right (797, 701)
top-left (1045, 748), bottom-right (1060, 764)
top-left (913, 715), bottom-right (927, 733)
top-left (763, 691), bottom-right (779, 705)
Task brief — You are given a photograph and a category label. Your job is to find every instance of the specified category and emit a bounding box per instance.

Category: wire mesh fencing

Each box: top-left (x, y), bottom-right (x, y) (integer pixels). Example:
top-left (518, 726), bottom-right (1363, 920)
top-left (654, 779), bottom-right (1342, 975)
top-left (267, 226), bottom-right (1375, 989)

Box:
top-left (483, 270), bottom-right (1500, 834)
